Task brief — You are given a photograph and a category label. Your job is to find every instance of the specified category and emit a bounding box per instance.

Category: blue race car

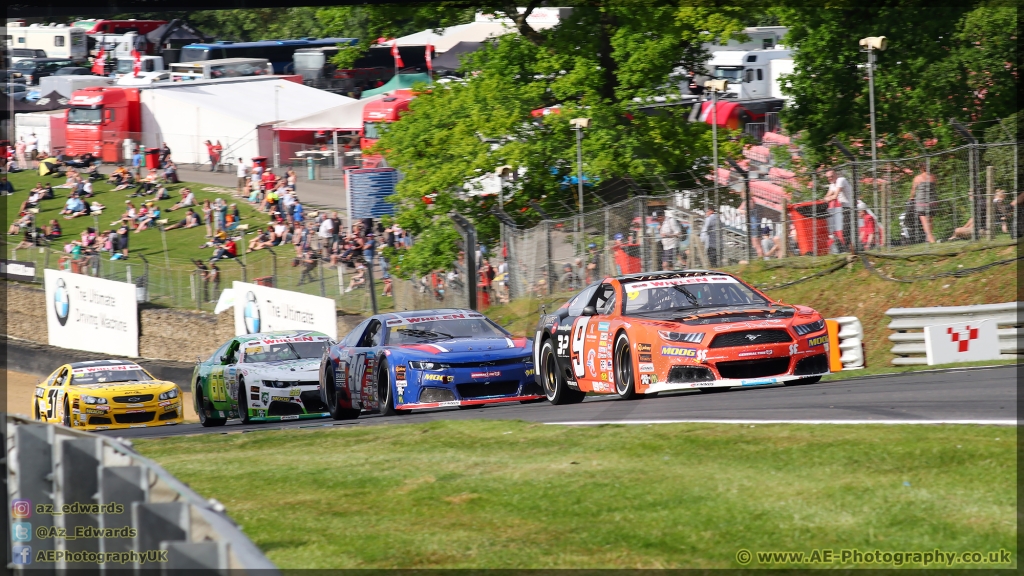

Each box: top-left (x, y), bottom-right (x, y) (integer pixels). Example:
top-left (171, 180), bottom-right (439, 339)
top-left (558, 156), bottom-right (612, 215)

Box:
top-left (318, 309), bottom-right (542, 419)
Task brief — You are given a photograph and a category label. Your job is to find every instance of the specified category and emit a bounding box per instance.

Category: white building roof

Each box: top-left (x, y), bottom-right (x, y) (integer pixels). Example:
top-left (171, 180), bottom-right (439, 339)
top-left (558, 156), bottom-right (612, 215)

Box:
top-left (273, 93), bottom-right (388, 131)
top-left (149, 78), bottom-right (354, 125)
top-left (391, 10), bottom-right (565, 53)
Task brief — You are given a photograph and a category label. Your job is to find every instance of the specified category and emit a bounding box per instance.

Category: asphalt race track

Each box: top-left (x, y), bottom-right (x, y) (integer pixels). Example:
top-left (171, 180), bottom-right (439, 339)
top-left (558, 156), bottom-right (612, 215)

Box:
top-left (102, 365), bottom-right (1018, 440)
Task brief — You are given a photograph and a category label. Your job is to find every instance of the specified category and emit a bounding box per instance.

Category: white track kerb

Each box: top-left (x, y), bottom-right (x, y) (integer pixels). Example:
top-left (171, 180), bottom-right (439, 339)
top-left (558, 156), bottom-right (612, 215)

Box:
top-left (547, 419), bottom-right (1018, 426)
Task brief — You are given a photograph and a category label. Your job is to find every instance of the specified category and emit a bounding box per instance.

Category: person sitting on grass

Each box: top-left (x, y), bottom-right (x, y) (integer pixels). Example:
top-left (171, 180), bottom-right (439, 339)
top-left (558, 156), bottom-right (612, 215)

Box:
top-left (200, 229), bottom-right (227, 249)
top-left (19, 187), bottom-right (44, 213)
top-left (165, 208), bottom-right (200, 230)
top-left (131, 169), bottom-right (158, 197)
top-left (154, 184), bottom-right (171, 200)
top-left (55, 169), bottom-right (79, 189)
top-left (112, 171), bottom-right (135, 191)
top-left (44, 219), bottom-right (62, 240)
top-left (168, 187), bottom-right (196, 212)
top-left (135, 202), bottom-right (161, 232)
top-left (7, 213), bottom-right (33, 235)
top-left (949, 217), bottom-right (975, 241)
top-left (210, 237), bottom-right (238, 261)
top-left (108, 165), bottom-right (129, 186)
top-left (248, 226), bottom-right (273, 252)
top-left (61, 193), bottom-right (88, 219)
top-left (90, 200), bottom-right (106, 214)
top-left (345, 260), bottom-right (367, 293)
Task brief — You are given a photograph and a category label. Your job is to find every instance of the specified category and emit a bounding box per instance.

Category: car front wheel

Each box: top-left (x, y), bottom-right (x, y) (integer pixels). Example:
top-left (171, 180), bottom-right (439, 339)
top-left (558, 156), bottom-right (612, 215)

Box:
top-left (237, 378), bottom-right (251, 424)
top-left (196, 383), bottom-right (226, 427)
top-left (323, 360), bottom-right (360, 420)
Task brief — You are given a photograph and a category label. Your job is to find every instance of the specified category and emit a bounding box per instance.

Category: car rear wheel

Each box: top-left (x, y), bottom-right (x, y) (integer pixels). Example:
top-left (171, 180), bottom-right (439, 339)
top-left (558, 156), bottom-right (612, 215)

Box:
top-left (196, 383), bottom-right (226, 427)
top-left (323, 361), bottom-right (360, 420)
top-left (614, 333), bottom-right (638, 400)
top-left (540, 339), bottom-right (585, 405)
top-left (237, 378), bottom-right (251, 424)
top-left (62, 399), bottom-right (71, 427)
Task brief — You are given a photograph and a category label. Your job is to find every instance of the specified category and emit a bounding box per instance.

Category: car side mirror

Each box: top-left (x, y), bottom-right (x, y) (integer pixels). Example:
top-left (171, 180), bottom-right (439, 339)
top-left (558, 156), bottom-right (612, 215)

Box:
top-left (220, 355), bottom-right (230, 364)
top-left (582, 306), bottom-right (597, 316)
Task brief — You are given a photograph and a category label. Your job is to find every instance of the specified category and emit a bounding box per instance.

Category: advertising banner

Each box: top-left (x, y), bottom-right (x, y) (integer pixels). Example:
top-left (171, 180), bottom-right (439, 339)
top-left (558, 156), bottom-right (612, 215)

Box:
top-left (924, 319), bottom-right (1001, 365)
top-left (44, 269), bottom-right (139, 357)
top-left (232, 281), bottom-right (337, 339)
top-left (2, 259), bottom-right (37, 282)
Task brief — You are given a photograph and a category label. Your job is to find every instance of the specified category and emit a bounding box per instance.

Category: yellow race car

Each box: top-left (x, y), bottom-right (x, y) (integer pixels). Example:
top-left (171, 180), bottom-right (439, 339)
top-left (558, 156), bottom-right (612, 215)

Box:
top-left (33, 360), bottom-right (184, 431)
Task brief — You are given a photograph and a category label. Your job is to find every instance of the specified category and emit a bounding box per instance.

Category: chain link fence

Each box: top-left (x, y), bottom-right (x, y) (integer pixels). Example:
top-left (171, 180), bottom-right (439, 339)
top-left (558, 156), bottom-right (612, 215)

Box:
top-left (501, 141), bottom-right (1019, 299)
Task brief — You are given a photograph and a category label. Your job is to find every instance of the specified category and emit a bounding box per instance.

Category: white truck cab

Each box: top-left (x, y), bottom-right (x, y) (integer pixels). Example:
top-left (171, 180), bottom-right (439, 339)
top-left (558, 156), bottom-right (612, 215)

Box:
top-left (705, 48), bottom-right (792, 100)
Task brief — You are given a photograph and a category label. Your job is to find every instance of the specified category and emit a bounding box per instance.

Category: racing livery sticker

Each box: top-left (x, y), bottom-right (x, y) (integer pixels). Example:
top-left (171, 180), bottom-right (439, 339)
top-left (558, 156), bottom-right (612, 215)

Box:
top-left (636, 343), bottom-right (652, 353)
top-left (808, 334), bottom-right (828, 347)
top-left (661, 345), bottom-right (698, 357)
top-left (637, 353), bottom-right (652, 362)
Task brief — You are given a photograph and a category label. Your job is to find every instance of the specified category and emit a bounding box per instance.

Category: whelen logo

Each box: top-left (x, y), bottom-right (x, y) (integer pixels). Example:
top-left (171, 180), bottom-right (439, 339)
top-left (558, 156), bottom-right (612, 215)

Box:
top-left (53, 278), bottom-right (70, 326)
top-left (243, 291), bottom-right (261, 333)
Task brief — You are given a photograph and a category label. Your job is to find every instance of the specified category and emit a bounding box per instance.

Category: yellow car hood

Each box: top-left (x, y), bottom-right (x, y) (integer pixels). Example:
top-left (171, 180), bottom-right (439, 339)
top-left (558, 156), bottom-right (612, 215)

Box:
top-left (70, 380), bottom-right (176, 395)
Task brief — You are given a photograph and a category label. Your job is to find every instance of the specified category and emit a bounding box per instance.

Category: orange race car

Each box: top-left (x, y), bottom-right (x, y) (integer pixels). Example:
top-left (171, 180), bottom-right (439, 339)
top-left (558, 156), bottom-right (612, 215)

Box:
top-left (532, 270), bottom-right (830, 403)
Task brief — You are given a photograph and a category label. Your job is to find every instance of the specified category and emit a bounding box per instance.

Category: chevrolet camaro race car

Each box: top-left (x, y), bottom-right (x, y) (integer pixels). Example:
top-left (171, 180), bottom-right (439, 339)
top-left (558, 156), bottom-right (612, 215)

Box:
top-left (533, 270), bottom-right (831, 403)
top-left (319, 309), bottom-right (542, 419)
top-left (33, 360), bottom-right (184, 430)
top-left (192, 330), bottom-right (332, 427)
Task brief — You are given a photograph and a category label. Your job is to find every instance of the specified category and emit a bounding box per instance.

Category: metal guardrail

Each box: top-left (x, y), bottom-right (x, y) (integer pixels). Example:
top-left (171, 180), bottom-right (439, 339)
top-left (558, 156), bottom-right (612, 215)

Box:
top-left (4, 413), bottom-right (278, 574)
top-left (885, 302), bottom-right (1024, 365)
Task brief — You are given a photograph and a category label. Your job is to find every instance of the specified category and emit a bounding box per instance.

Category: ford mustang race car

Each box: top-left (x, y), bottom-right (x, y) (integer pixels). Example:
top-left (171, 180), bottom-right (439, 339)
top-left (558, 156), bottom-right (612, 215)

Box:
top-left (192, 330), bottom-right (332, 427)
top-left (319, 309), bottom-right (542, 419)
top-left (32, 360), bottom-right (184, 430)
top-left (533, 270), bottom-right (831, 403)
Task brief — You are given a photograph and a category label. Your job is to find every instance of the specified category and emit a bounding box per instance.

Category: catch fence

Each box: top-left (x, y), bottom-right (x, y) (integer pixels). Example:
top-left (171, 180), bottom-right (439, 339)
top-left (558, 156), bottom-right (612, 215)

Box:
top-left (501, 141), bottom-right (1019, 300)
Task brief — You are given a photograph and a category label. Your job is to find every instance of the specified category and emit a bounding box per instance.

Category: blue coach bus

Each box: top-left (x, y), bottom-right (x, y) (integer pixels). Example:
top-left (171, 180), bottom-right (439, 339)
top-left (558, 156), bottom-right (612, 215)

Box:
top-left (179, 38), bottom-right (358, 74)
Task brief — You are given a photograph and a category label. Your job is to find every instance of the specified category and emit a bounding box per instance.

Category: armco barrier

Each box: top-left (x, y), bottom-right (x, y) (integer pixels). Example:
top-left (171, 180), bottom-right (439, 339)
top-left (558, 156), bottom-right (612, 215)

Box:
top-left (886, 302), bottom-right (1024, 365)
top-left (4, 413), bottom-right (278, 573)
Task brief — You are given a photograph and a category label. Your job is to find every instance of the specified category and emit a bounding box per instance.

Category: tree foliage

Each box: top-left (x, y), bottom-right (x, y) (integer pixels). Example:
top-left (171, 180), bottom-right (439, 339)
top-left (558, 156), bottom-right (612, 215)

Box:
top-left (777, 0), bottom-right (1018, 165)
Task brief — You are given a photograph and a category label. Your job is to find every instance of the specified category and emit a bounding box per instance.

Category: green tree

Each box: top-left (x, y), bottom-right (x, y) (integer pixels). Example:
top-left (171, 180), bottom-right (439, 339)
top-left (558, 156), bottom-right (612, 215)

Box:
top-left (777, 0), bottom-right (1018, 165)
top-left (365, 2), bottom-right (752, 276)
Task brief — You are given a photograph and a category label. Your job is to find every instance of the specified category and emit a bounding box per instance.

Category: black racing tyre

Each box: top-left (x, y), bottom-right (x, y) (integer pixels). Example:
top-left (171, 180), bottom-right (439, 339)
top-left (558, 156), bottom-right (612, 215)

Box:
top-left (62, 399), bottom-right (71, 427)
top-left (458, 404), bottom-right (484, 410)
top-left (520, 398), bottom-right (547, 404)
top-left (699, 385), bottom-right (732, 393)
top-left (323, 361), bottom-right (360, 420)
top-left (196, 383), bottom-right (226, 427)
top-left (34, 399), bottom-right (41, 421)
top-left (377, 358), bottom-right (398, 417)
top-left (539, 339), bottom-right (585, 405)
top-left (613, 332), bottom-right (638, 400)
top-left (237, 378), bottom-right (251, 424)
top-left (791, 375), bottom-right (822, 385)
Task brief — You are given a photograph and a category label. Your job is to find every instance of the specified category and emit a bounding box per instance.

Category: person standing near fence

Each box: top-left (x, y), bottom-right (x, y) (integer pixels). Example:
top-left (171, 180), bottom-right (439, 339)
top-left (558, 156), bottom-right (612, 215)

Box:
top-left (657, 210), bottom-right (683, 270)
top-left (824, 170), bottom-right (853, 252)
top-left (236, 158), bottom-right (248, 193)
top-left (911, 168), bottom-right (937, 243)
top-left (701, 206), bottom-right (721, 267)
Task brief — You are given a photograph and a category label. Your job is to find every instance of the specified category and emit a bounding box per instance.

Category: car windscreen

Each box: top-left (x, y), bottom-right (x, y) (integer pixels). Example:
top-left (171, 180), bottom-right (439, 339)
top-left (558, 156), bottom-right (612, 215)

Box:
top-left (623, 276), bottom-right (769, 315)
top-left (243, 341), bottom-right (327, 362)
top-left (712, 67), bottom-right (743, 80)
top-left (14, 60), bottom-right (37, 70)
top-left (72, 367), bottom-right (151, 384)
top-left (388, 318), bottom-right (508, 345)
top-left (179, 47), bottom-right (210, 62)
top-left (67, 107), bottom-right (102, 124)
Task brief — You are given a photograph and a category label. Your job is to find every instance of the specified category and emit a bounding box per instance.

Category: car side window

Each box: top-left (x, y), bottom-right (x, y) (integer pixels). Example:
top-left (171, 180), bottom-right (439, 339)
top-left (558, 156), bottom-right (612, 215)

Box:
top-left (54, 367), bottom-right (70, 387)
top-left (359, 320), bottom-right (383, 348)
top-left (224, 340), bottom-right (241, 364)
top-left (208, 341), bottom-right (230, 363)
top-left (593, 284), bottom-right (617, 315)
top-left (566, 285), bottom-right (598, 316)
top-left (342, 320), bottom-right (370, 347)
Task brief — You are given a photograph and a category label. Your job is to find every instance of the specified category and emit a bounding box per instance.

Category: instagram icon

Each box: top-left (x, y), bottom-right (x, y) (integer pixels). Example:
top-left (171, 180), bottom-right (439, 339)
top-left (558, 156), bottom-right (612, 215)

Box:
top-left (12, 499), bottom-right (32, 518)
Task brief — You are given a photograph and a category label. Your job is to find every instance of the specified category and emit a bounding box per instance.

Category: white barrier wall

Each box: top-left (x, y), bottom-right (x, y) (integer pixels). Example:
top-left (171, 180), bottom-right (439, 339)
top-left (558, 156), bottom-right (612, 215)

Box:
top-left (44, 269), bottom-right (139, 357)
top-left (232, 281), bottom-right (338, 339)
top-left (924, 320), bottom-right (1002, 365)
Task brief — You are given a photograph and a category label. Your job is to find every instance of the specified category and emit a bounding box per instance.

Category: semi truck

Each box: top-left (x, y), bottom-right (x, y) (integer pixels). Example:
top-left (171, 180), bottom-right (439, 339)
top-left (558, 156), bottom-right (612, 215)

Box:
top-left (360, 89), bottom-right (417, 167)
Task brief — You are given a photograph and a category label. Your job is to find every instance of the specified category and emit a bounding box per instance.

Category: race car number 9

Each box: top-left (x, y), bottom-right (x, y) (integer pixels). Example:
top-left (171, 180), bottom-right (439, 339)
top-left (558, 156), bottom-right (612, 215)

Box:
top-left (570, 317), bottom-right (590, 379)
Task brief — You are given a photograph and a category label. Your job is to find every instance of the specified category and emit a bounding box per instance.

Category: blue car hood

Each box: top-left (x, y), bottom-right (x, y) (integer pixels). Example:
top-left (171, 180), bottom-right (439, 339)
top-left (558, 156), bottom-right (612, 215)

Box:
top-left (388, 337), bottom-right (531, 361)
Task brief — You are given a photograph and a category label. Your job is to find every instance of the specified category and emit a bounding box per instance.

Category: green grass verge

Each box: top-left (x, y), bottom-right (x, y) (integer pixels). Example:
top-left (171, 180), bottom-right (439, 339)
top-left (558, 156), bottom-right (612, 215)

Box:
top-left (134, 420), bottom-right (1016, 568)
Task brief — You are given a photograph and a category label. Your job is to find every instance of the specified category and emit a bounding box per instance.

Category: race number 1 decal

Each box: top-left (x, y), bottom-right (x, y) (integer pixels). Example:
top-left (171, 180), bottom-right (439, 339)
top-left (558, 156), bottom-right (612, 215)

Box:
top-left (570, 317), bottom-right (591, 379)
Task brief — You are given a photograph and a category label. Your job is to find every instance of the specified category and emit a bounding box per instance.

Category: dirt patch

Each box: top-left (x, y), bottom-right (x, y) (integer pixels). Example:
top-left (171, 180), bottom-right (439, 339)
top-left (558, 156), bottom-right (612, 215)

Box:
top-left (6, 371), bottom-right (198, 424)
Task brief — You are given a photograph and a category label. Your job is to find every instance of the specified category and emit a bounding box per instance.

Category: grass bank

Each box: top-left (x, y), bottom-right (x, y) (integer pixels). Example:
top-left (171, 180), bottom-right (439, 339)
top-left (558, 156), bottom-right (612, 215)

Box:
top-left (134, 420), bottom-right (1015, 568)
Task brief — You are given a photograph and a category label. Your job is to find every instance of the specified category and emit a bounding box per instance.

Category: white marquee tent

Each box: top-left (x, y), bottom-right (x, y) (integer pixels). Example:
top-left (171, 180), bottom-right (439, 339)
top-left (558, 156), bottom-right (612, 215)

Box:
top-left (272, 93), bottom-right (388, 132)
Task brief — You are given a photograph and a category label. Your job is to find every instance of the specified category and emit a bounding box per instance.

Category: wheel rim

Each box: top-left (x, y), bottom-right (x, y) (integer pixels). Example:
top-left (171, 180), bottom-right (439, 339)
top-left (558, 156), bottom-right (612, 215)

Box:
top-left (542, 345), bottom-right (559, 399)
top-left (615, 339), bottom-right (633, 395)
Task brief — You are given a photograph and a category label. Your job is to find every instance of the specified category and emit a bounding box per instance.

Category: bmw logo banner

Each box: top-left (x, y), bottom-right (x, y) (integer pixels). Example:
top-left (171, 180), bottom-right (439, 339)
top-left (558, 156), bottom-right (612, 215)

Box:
top-left (44, 269), bottom-right (140, 357)
top-left (231, 281), bottom-right (338, 340)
